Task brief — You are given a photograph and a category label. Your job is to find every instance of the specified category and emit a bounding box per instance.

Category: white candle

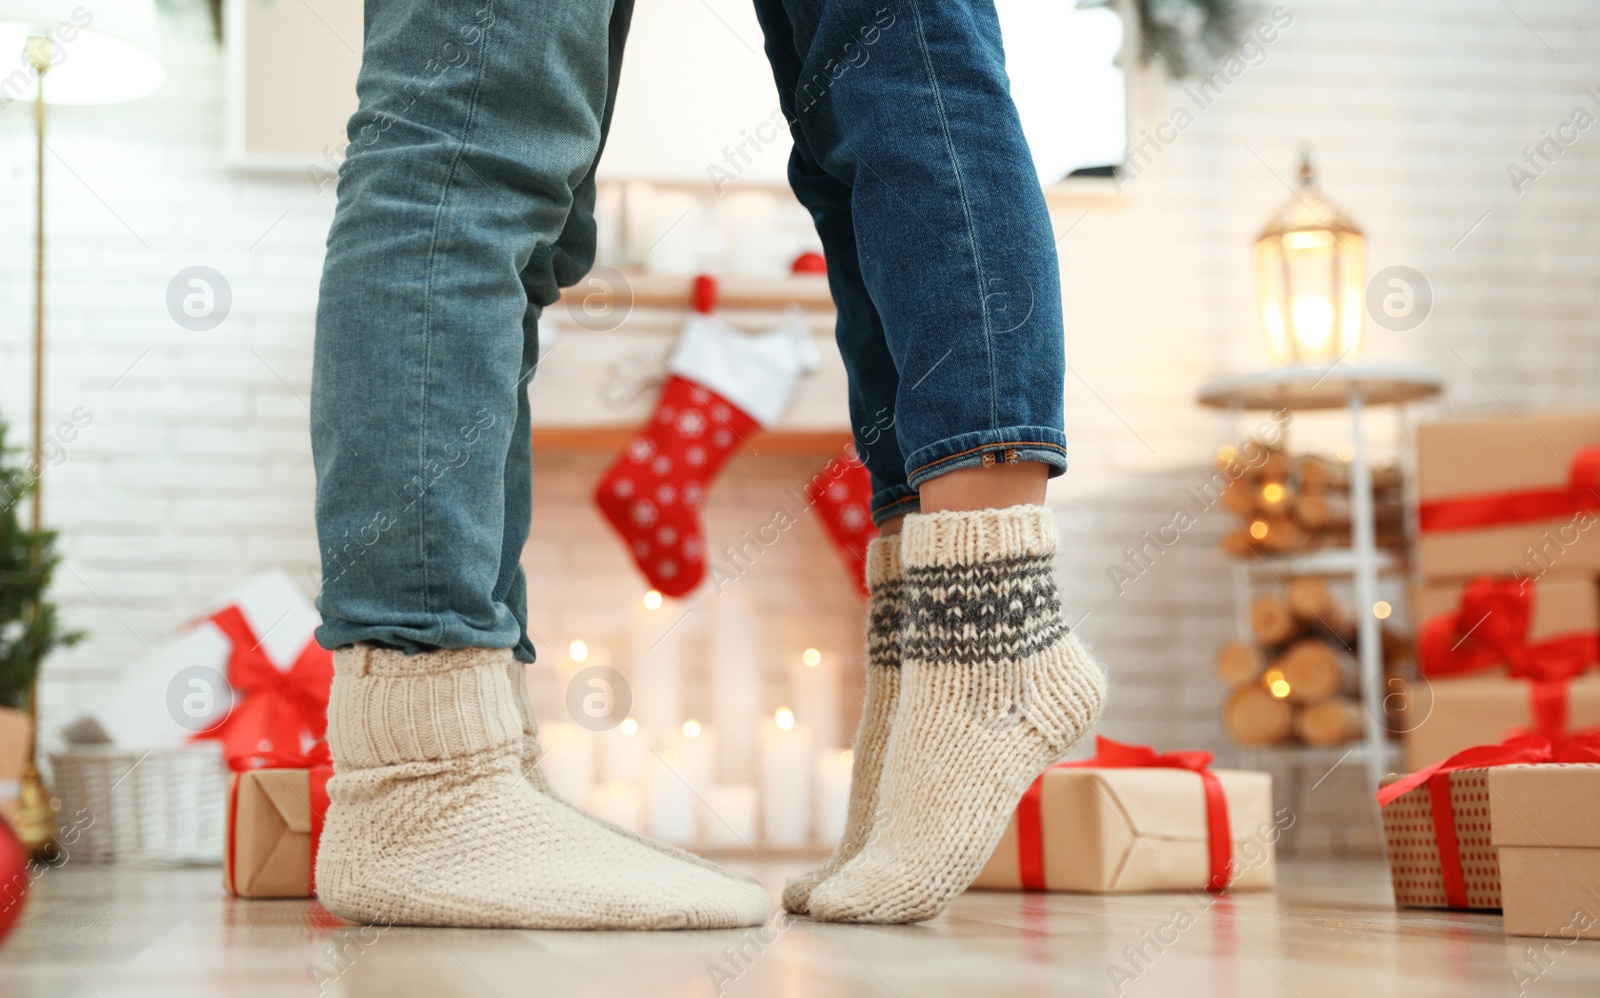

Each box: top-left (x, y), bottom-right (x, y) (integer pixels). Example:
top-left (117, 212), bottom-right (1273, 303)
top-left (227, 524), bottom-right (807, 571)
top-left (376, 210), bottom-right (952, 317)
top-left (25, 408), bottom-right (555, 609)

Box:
top-left (588, 781), bottom-right (642, 833)
top-left (794, 646), bottom-right (841, 755)
top-left (598, 717), bottom-right (650, 784)
top-left (725, 191), bottom-right (779, 276)
top-left (646, 750), bottom-right (698, 845)
top-left (621, 180), bottom-right (658, 268)
top-left (630, 594), bottom-right (686, 735)
top-left (563, 641), bottom-right (630, 731)
top-left (814, 747), bottom-right (854, 846)
top-left (646, 191), bottom-right (702, 276)
top-left (661, 719), bottom-right (718, 791)
top-left (703, 784), bottom-right (759, 849)
top-left (539, 723), bottom-right (595, 804)
top-left (711, 592), bottom-right (762, 785)
top-left (759, 707), bottom-right (815, 847)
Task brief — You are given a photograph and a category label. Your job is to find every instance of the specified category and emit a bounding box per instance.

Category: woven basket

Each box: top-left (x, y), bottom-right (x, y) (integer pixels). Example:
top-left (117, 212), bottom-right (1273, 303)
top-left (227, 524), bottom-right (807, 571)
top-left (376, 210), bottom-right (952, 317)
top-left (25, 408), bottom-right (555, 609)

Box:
top-left (48, 742), bottom-right (227, 865)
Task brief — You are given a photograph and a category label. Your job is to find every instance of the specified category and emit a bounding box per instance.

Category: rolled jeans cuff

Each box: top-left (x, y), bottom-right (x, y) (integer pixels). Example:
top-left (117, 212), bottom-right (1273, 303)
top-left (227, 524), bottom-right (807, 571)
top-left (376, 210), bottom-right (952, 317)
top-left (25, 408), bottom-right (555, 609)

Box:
top-left (903, 427), bottom-right (1069, 492)
top-left (869, 484), bottom-right (921, 527)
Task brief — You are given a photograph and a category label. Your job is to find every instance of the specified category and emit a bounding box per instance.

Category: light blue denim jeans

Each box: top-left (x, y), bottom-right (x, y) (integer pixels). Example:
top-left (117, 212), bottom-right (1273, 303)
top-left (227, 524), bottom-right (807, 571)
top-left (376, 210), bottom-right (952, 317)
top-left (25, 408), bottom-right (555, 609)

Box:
top-left (312, 0), bottom-right (1067, 657)
top-left (311, 0), bottom-right (632, 660)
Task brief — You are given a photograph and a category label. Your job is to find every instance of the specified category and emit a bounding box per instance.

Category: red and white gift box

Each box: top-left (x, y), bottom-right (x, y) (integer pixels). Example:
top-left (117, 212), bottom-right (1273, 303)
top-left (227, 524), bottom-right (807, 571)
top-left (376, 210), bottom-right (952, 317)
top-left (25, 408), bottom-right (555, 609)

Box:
top-left (62, 571), bottom-right (329, 763)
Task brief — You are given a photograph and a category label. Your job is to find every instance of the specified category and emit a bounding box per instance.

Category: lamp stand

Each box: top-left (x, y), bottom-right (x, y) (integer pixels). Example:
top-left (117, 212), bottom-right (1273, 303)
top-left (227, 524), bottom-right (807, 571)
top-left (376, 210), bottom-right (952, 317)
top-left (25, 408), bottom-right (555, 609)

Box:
top-left (17, 35), bottom-right (60, 859)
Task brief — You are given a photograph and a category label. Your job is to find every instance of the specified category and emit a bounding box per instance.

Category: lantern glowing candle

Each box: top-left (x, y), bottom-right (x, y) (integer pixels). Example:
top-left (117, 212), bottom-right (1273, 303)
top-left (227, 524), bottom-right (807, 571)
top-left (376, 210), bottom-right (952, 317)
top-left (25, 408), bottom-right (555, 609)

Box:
top-left (1254, 152), bottom-right (1365, 367)
top-left (759, 707), bottom-right (815, 847)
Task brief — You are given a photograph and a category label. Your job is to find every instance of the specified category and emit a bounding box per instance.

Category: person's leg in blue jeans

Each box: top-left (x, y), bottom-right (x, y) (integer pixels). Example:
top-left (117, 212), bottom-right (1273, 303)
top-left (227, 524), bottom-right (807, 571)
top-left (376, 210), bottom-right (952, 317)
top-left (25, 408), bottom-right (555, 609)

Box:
top-left (751, 0), bottom-right (1107, 923)
top-left (309, 0), bottom-right (767, 930)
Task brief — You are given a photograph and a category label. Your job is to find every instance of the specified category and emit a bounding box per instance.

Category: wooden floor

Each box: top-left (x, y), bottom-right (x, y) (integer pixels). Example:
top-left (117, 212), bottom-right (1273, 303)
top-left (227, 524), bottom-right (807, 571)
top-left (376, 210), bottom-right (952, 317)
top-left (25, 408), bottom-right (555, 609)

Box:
top-left (1, 859), bottom-right (1595, 997)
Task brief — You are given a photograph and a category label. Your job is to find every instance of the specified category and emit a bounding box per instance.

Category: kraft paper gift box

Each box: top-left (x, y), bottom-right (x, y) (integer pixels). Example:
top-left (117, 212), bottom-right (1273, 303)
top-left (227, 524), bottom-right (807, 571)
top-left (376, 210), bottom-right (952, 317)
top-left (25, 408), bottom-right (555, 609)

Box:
top-left (1488, 763), bottom-right (1600, 939)
top-left (1380, 765), bottom-right (1502, 910)
top-left (1413, 573), bottom-right (1599, 657)
top-left (971, 749), bottom-right (1279, 893)
top-left (224, 756), bottom-right (329, 899)
top-left (1415, 411), bottom-right (1600, 581)
top-left (1405, 574), bottom-right (1600, 771)
top-left (1404, 674), bottom-right (1600, 772)
top-left (1378, 733), bottom-right (1593, 912)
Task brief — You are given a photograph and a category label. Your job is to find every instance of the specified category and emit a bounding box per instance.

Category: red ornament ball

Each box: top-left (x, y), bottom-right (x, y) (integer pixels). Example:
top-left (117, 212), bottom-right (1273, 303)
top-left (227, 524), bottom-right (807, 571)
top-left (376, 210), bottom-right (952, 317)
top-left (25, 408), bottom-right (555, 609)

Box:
top-left (0, 820), bottom-right (30, 945)
top-left (791, 251), bottom-right (826, 274)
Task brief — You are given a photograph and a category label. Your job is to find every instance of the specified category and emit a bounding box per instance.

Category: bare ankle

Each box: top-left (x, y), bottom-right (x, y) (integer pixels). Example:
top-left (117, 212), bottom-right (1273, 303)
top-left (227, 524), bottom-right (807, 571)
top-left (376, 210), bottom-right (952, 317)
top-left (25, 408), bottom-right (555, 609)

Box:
top-left (918, 461), bottom-right (1047, 513)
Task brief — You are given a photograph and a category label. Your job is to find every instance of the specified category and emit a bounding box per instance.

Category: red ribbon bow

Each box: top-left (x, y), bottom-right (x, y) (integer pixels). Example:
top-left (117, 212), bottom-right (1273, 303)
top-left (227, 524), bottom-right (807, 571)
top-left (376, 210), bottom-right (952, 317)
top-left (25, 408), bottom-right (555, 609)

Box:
top-left (1418, 446), bottom-right (1600, 533)
top-left (198, 605), bottom-right (333, 773)
top-left (1376, 730), bottom-right (1600, 908)
top-left (252, 740), bottom-right (332, 772)
top-left (1018, 736), bottom-right (1233, 893)
top-left (1418, 577), bottom-right (1599, 740)
top-left (225, 740), bottom-right (333, 898)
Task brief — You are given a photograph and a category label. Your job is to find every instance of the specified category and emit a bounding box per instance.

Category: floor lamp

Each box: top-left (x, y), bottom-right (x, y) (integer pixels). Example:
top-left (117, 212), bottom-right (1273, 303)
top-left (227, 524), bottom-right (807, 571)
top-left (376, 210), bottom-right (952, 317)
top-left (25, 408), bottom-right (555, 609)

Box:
top-left (0, 1), bottom-right (164, 853)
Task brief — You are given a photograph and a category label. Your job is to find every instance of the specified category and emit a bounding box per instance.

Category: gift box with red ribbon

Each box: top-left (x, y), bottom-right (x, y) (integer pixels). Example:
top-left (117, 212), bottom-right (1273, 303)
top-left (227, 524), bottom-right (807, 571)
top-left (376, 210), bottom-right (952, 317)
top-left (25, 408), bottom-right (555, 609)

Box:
top-left (1378, 732), bottom-right (1600, 911)
top-left (61, 572), bottom-right (331, 767)
top-left (970, 737), bottom-right (1281, 894)
top-left (200, 600), bottom-right (331, 772)
top-left (1406, 574), bottom-right (1600, 770)
top-left (224, 742), bottom-right (332, 899)
top-left (1415, 412), bottom-right (1600, 581)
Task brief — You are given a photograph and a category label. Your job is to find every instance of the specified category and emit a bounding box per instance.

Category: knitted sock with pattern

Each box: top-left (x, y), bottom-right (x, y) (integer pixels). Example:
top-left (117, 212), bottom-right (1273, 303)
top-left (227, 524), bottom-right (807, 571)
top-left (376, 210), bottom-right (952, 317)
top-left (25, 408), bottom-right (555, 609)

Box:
top-left (806, 505), bottom-right (1106, 924)
top-left (503, 660), bottom-right (751, 882)
top-left (782, 535), bottom-right (903, 914)
top-left (315, 644), bottom-right (771, 929)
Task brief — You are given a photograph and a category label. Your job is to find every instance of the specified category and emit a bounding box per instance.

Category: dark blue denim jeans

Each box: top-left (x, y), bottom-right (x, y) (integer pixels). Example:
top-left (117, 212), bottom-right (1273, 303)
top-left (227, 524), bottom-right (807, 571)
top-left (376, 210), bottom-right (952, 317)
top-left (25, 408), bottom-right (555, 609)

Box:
top-left (751, 0), bottom-right (1068, 524)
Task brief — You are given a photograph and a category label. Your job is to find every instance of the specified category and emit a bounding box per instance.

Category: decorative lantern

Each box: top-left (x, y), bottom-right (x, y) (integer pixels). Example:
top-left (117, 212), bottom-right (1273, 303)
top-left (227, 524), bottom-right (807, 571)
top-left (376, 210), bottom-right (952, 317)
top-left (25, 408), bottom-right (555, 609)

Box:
top-left (1254, 153), bottom-right (1366, 366)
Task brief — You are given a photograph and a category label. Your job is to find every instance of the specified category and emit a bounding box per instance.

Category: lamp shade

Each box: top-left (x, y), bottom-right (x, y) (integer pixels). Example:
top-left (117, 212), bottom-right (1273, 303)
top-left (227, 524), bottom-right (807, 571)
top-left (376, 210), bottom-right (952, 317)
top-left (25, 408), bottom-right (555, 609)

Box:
top-left (1253, 154), bottom-right (1365, 367)
top-left (0, 0), bottom-right (164, 104)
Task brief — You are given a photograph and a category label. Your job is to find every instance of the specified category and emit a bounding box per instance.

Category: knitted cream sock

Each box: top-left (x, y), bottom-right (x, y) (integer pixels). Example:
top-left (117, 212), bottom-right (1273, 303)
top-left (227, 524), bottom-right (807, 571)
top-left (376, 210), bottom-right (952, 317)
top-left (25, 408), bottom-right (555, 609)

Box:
top-left (806, 505), bottom-right (1106, 924)
top-left (782, 535), bottom-right (903, 915)
top-left (315, 645), bottom-right (770, 929)
top-left (504, 661), bottom-right (751, 882)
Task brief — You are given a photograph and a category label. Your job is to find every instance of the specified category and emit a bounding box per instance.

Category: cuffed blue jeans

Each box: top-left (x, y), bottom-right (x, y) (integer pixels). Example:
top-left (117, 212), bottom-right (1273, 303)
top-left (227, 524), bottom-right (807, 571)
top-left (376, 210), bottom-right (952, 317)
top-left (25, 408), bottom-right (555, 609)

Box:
top-left (751, 0), bottom-right (1068, 524)
top-left (311, 0), bottom-right (1067, 657)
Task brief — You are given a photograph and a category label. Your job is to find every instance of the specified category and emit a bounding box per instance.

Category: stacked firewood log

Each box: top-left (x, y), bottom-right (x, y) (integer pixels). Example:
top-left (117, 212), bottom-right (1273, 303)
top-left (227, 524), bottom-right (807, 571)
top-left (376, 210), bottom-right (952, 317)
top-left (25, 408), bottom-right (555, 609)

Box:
top-left (1215, 577), bottom-right (1411, 747)
top-left (1218, 448), bottom-right (1406, 558)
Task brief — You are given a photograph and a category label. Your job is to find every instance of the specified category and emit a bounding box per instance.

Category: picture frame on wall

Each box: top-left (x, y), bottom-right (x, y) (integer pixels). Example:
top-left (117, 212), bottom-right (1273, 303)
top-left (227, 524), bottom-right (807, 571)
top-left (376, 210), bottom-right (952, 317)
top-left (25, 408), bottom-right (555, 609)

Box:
top-left (225, 0), bottom-right (361, 173)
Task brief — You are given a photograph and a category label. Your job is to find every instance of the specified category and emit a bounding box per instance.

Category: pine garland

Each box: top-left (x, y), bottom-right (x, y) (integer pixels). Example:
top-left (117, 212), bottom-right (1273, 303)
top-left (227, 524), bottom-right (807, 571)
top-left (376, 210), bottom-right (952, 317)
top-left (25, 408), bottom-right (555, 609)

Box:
top-left (1087, 0), bottom-right (1252, 80)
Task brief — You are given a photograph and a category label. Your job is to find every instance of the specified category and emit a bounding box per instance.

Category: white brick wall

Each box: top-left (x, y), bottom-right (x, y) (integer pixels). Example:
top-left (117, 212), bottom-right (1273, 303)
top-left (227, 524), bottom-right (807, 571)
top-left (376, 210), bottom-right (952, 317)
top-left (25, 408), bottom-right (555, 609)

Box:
top-left (2, 1), bottom-right (1597, 852)
top-left (1045, 0), bottom-right (1600, 762)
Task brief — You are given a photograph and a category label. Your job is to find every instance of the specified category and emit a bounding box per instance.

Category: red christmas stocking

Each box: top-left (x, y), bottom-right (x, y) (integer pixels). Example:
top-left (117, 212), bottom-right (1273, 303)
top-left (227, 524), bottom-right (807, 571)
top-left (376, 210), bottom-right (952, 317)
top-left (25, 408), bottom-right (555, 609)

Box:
top-left (806, 447), bottom-right (878, 598)
top-left (595, 311), bottom-right (818, 596)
